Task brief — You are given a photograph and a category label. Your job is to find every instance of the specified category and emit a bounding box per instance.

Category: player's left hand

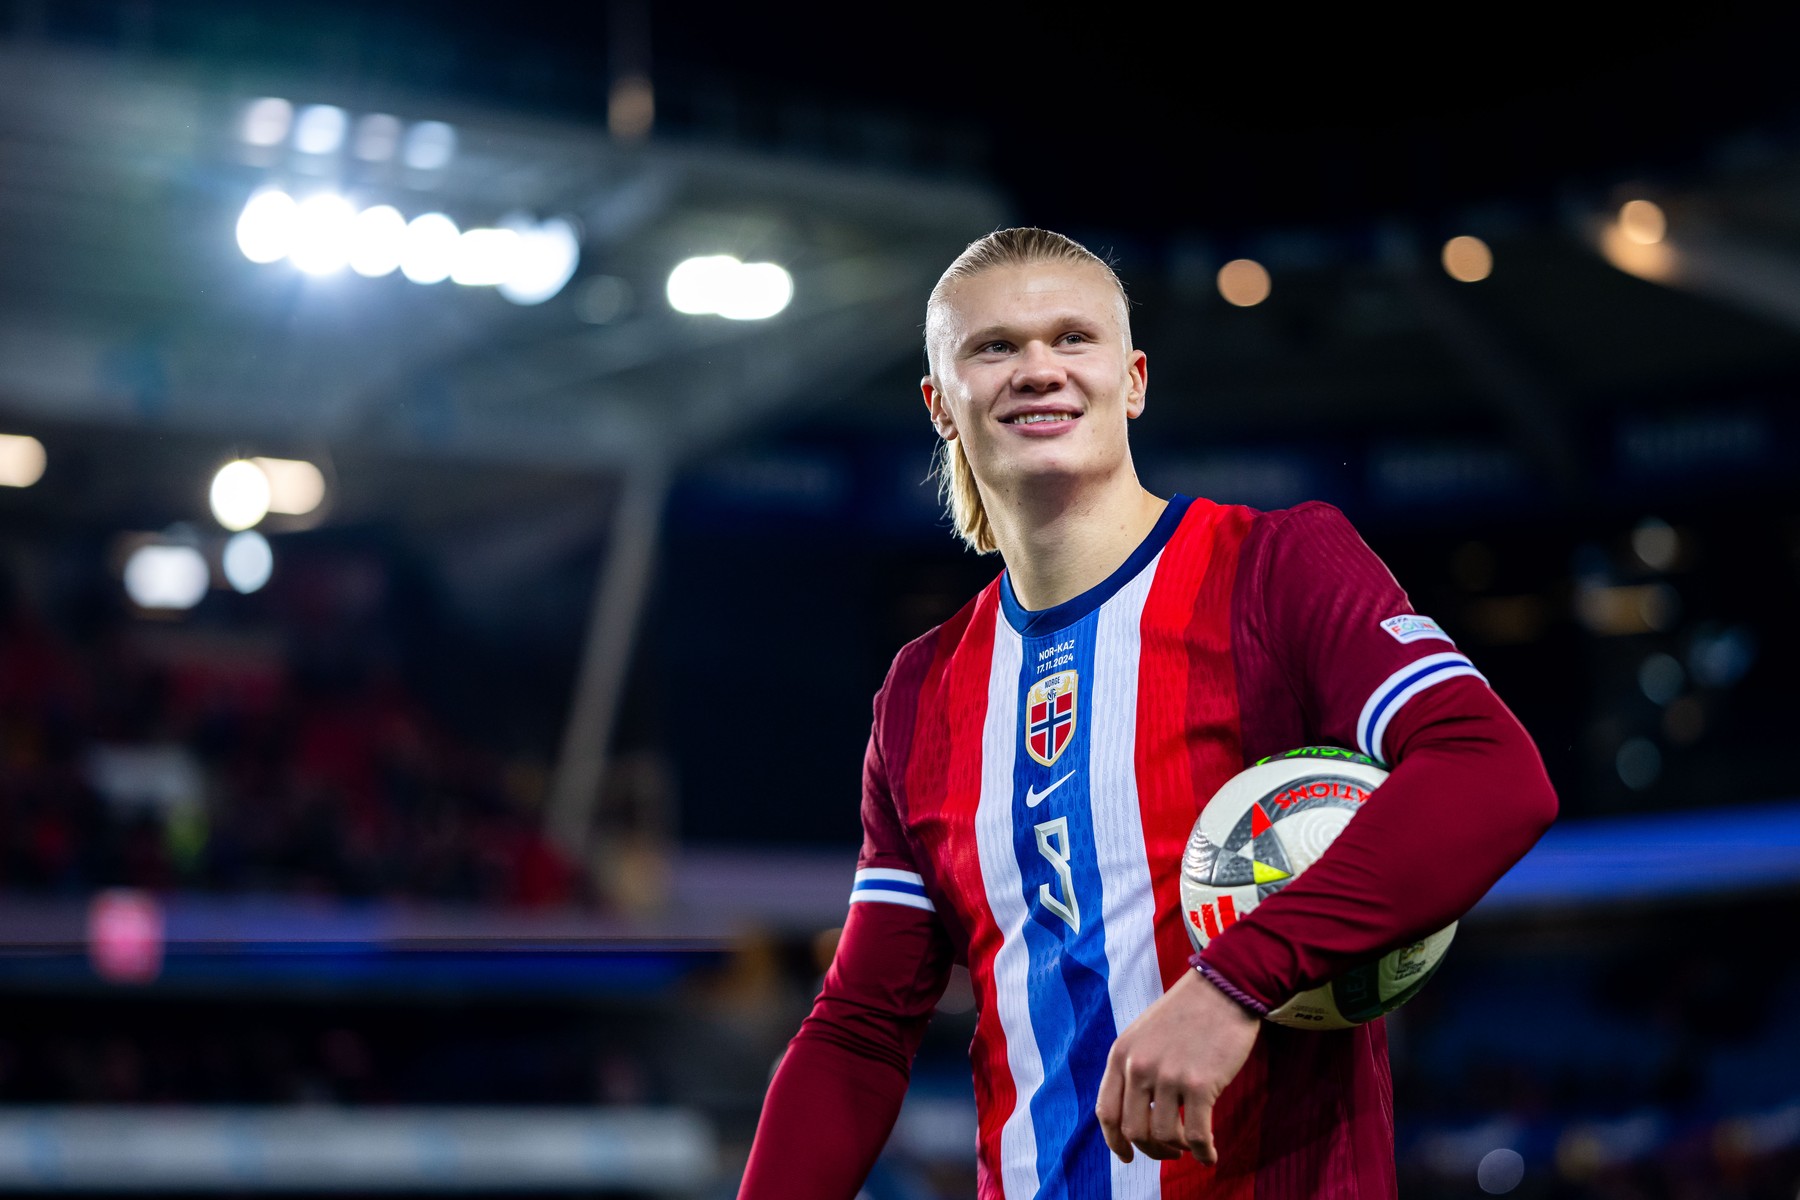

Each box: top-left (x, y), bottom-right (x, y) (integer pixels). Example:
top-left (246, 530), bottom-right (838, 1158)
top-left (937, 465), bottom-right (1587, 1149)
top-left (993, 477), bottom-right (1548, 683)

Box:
top-left (1095, 967), bottom-right (1260, 1165)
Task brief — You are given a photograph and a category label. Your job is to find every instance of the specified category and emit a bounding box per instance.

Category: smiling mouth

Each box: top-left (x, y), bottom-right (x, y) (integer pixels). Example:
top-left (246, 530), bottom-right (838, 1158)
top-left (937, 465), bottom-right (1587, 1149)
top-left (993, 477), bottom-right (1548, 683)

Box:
top-left (1003, 413), bottom-right (1078, 425)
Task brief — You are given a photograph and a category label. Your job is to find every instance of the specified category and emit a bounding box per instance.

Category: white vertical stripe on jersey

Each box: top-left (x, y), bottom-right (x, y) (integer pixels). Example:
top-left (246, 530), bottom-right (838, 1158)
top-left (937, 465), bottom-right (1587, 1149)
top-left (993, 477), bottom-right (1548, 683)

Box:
top-left (1090, 558), bottom-right (1166, 1200)
top-left (975, 618), bottom-right (1043, 1200)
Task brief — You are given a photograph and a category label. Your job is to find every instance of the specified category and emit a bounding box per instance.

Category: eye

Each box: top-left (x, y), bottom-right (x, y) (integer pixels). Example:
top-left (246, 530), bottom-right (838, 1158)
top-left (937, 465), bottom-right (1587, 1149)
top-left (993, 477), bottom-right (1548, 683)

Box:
top-left (1059, 332), bottom-right (1088, 345)
top-left (980, 340), bottom-right (1013, 354)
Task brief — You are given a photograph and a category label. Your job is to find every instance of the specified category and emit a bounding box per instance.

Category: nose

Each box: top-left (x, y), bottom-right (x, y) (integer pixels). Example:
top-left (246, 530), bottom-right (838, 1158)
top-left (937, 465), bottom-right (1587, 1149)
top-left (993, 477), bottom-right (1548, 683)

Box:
top-left (1011, 340), bottom-right (1066, 393)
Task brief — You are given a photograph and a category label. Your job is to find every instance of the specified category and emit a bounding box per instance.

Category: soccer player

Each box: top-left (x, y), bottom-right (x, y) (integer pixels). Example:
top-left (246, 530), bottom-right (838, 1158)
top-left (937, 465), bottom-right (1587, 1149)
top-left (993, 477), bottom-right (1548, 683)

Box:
top-left (739, 228), bottom-right (1557, 1198)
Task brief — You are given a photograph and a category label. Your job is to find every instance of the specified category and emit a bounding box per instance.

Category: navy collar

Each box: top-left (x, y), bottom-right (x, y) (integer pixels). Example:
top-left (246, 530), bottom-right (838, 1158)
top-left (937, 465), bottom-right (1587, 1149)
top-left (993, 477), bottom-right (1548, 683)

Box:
top-left (998, 495), bottom-right (1194, 636)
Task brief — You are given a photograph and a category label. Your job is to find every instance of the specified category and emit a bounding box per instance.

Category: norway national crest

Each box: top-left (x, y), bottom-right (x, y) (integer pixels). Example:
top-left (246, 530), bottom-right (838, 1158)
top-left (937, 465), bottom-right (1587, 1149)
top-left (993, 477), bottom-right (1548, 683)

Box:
top-left (1026, 670), bottom-right (1078, 767)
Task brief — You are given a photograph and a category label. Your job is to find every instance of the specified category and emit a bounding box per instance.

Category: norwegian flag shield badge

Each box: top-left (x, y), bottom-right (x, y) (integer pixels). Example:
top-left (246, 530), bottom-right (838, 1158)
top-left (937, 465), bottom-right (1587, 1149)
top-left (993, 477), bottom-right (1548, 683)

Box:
top-left (1026, 670), bottom-right (1078, 767)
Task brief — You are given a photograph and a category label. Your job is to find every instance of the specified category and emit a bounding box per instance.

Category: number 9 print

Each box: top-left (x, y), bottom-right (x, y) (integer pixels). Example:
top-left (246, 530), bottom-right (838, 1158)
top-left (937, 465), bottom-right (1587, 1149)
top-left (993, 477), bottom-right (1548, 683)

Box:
top-left (1034, 817), bottom-right (1082, 933)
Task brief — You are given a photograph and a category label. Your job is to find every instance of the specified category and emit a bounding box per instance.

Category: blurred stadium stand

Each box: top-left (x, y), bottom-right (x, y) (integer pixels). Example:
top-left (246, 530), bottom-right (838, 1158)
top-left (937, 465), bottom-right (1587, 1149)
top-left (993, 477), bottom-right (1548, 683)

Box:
top-left (0, 2), bottom-right (1798, 1197)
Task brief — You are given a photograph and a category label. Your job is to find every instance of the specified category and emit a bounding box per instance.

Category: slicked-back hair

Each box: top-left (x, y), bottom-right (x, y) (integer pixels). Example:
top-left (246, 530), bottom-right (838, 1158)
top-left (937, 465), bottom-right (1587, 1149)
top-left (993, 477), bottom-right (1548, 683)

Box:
top-left (925, 228), bottom-right (1130, 555)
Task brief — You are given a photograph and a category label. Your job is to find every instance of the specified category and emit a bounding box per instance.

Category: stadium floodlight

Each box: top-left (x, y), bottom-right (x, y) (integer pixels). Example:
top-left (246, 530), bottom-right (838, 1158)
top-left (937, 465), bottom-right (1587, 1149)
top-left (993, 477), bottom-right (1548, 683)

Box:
top-left (236, 190), bottom-right (299, 264)
top-left (498, 218), bottom-right (581, 306)
top-left (251, 457), bottom-right (326, 516)
top-left (348, 205), bottom-right (407, 277)
top-left (667, 255), bottom-right (738, 315)
top-left (293, 104), bottom-right (349, 156)
top-left (0, 433), bottom-right (45, 487)
top-left (209, 460), bottom-right (272, 531)
top-left (402, 121), bottom-right (458, 170)
top-left (238, 193), bottom-right (578, 299)
top-left (400, 213), bottom-right (460, 284)
top-left (241, 97), bottom-right (293, 147)
top-left (289, 194), bottom-right (357, 276)
top-left (353, 113), bottom-right (403, 162)
top-left (222, 530), bottom-right (274, 594)
top-left (123, 544), bottom-right (209, 611)
top-left (716, 261), bottom-right (793, 320)
top-left (452, 228), bottom-right (522, 287)
top-left (667, 255), bottom-right (792, 319)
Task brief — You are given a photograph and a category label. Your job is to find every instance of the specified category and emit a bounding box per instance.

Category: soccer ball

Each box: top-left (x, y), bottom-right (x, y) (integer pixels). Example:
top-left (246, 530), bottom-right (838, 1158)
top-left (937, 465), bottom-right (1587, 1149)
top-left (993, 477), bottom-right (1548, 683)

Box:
top-left (1180, 747), bottom-right (1456, 1030)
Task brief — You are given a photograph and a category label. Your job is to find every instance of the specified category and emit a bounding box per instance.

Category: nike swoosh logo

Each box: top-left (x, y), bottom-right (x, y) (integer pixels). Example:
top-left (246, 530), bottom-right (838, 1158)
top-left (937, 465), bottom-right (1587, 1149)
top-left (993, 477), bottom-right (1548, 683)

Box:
top-left (1026, 771), bottom-right (1076, 808)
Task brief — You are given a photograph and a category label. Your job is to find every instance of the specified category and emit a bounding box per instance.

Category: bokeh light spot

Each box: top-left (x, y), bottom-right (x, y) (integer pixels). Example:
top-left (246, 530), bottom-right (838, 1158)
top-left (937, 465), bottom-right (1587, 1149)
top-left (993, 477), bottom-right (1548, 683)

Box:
top-left (1217, 259), bottom-right (1271, 307)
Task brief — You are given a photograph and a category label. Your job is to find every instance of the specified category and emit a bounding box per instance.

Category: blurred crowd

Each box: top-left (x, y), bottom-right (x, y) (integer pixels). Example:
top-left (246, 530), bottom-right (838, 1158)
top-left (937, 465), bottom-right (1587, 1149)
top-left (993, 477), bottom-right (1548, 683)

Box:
top-left (0, 550), bottom-right (583, 908)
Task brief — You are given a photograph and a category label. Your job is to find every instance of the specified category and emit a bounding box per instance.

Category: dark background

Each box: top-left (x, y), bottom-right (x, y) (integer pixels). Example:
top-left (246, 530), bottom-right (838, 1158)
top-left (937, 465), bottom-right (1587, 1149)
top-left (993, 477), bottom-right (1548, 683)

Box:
top-left (0, 3), bottom-right (1797, 1197)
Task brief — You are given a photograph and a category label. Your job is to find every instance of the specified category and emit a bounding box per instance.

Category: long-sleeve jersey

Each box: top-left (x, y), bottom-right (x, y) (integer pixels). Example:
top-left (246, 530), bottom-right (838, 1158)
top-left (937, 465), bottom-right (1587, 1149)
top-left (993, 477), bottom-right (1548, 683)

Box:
top-left (741, 496), bottom-right (1558, 1200)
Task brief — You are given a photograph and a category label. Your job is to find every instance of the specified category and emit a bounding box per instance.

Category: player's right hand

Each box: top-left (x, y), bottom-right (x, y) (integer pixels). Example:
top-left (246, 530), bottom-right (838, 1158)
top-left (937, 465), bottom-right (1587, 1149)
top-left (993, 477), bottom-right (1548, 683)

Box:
top-left (1095, 967), bottom-right (1260, 1165)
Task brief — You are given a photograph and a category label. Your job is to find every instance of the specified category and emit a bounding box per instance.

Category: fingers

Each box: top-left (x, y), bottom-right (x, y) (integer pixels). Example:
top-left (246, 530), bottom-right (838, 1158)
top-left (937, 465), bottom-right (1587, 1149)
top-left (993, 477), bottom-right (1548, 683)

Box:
top-left (1147, 1084), bottom-right (1184, 1150)
top-left (1181, 1093), bottom-right (1218, 1166)
top-left (1095, 1050), bottom-right (1132, 1162)
top-left (1096, 970), bottom-right (1259, 1166)
top-left (1102, 1053), bottom-right (1187, 1162)
top-left (1117, 1060), bottom-right (1160, 1161)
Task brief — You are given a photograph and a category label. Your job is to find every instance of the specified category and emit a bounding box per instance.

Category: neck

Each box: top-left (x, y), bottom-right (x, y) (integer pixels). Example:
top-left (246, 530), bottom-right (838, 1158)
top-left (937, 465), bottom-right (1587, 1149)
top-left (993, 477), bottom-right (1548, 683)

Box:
top-left (987, 467), bottom-right (1168, 612)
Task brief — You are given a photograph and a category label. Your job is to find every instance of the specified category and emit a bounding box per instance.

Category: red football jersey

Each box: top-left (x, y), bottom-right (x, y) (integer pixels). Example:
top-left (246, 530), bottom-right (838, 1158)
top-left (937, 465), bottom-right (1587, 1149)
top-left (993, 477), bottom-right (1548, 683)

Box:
top-left (743, 496), bottom-right (1556, 1200)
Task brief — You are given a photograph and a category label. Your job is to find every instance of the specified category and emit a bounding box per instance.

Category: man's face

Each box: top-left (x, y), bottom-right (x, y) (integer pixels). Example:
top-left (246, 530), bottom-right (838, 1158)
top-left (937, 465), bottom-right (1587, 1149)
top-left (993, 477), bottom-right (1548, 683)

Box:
top-left (922, 259), bottom-right (1147, 499)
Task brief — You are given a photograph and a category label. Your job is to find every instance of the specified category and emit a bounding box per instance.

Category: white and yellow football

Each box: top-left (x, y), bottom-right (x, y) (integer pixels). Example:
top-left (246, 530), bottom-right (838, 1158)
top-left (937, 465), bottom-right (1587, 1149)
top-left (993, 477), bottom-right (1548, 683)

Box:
top-left (1180, 747), bottom-right (1456, 1030)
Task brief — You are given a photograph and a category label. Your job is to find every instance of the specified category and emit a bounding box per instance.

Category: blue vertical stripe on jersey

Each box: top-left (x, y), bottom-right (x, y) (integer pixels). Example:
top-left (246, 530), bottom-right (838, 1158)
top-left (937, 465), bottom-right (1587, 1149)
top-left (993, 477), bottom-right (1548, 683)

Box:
top-left (1012, 608), bottom-right (1118, 1198)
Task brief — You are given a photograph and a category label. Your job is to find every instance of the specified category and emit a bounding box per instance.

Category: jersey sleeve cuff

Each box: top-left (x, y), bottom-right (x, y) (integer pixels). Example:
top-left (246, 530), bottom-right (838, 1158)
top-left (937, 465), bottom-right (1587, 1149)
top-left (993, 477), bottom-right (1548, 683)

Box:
top-left (1356, 652), bottom-right (1487, 764)
top-left (849, 867), bottom-right (935, 912)
top-left (1189, 955), bottom-right (1270, 1017)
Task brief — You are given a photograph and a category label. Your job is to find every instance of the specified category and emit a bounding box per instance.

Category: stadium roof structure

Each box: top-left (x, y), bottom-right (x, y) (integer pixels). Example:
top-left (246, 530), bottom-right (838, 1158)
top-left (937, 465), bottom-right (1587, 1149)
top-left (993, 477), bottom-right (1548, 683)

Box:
top-left (0, 41), bottom-right (1005, 476)
top-left (5, 25), bottom-right (1800, 495)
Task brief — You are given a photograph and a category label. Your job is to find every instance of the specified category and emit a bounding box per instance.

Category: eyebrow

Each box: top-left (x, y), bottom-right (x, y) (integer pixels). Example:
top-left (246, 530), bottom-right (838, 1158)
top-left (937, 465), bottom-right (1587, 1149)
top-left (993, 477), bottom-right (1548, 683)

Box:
top-left (959, 313), bottom-right (1103, 350)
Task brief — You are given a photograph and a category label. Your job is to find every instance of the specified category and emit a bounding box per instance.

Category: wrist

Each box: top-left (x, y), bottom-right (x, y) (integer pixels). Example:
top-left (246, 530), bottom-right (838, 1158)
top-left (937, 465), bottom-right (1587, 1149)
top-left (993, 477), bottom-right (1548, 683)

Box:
top-left (1189, 954), bottom-right (1269, 1018)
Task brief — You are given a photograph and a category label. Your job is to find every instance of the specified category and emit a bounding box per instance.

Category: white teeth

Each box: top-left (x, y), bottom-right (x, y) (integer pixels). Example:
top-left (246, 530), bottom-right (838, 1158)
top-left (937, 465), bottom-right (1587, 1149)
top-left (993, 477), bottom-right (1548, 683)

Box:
top-left (1008, 413), bottom-right (1075, 425)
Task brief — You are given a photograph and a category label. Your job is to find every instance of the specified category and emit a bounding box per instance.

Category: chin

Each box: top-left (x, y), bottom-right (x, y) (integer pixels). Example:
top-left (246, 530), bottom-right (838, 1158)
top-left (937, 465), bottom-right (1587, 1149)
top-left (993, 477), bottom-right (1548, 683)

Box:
top-left (996, 452), bottom-right (1102, 488)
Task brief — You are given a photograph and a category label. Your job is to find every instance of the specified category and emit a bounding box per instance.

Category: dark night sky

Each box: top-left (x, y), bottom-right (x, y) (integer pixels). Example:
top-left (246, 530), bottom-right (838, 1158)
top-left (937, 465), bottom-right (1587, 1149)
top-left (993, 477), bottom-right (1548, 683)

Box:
top-left (637, 4), bottom-right (1800, 232)
top-left (137, 1), bottom-right (1800, 237)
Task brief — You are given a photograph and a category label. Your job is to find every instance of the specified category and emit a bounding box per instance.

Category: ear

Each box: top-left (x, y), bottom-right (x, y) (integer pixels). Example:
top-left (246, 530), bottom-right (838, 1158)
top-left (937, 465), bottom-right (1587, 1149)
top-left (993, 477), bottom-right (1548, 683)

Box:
top-left (921, 375), bottom-right (958, 441)
top-left (1123, 349), bottom-right (1149, 419)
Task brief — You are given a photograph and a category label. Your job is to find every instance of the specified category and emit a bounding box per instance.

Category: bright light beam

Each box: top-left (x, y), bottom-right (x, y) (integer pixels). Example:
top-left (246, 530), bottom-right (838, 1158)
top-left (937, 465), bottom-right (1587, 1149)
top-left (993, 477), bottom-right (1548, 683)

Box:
top-left (0, 434), bottom-right (45, 487)
top-left (236, 190), bottom-right (299, 264)
top-left (293, 105), bottom-right (348, 156)
top-left (353, 113), bottom-right (404, 162)
top-left (123, 544), bottom-right (209, 611)
top-left (402, 121), bottom-right (458, 170)
top-left (716, 261), bottom-right (793, 320)
top-left (348, 205), bottom-right (407, 277)
top-left (499, 218), bottom-right (581, 305)
top-left (289, 194), bottom-right (357, 276)
top-left (401, 213), bottom-right (460, 284)
top-left (666, 255), bottom-right (792, 319)
top-left (252, 457), bottom-right (326, 515)
top-left (241, 98), bottom-right (293, 147)
top-left (452, 228), bottom-right (522, 287)
top-left (222, 531), bottom-right (274, 594)
top-left (210, 461), bottom-right (272, 531)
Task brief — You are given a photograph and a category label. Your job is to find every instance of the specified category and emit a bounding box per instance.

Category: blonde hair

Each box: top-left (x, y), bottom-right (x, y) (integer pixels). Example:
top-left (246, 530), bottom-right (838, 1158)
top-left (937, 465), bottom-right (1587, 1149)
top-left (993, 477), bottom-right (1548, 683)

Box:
top-left (925, 228), bottom-right (1129, 555)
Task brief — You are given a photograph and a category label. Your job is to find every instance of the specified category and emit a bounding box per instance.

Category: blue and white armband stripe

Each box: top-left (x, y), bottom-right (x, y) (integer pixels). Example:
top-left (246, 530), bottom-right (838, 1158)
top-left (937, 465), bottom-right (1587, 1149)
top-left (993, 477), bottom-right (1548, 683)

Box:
top-left (849, 868), bottom-right (935, 913)
top-left (1357, 652), bottom-right (1488, 764)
